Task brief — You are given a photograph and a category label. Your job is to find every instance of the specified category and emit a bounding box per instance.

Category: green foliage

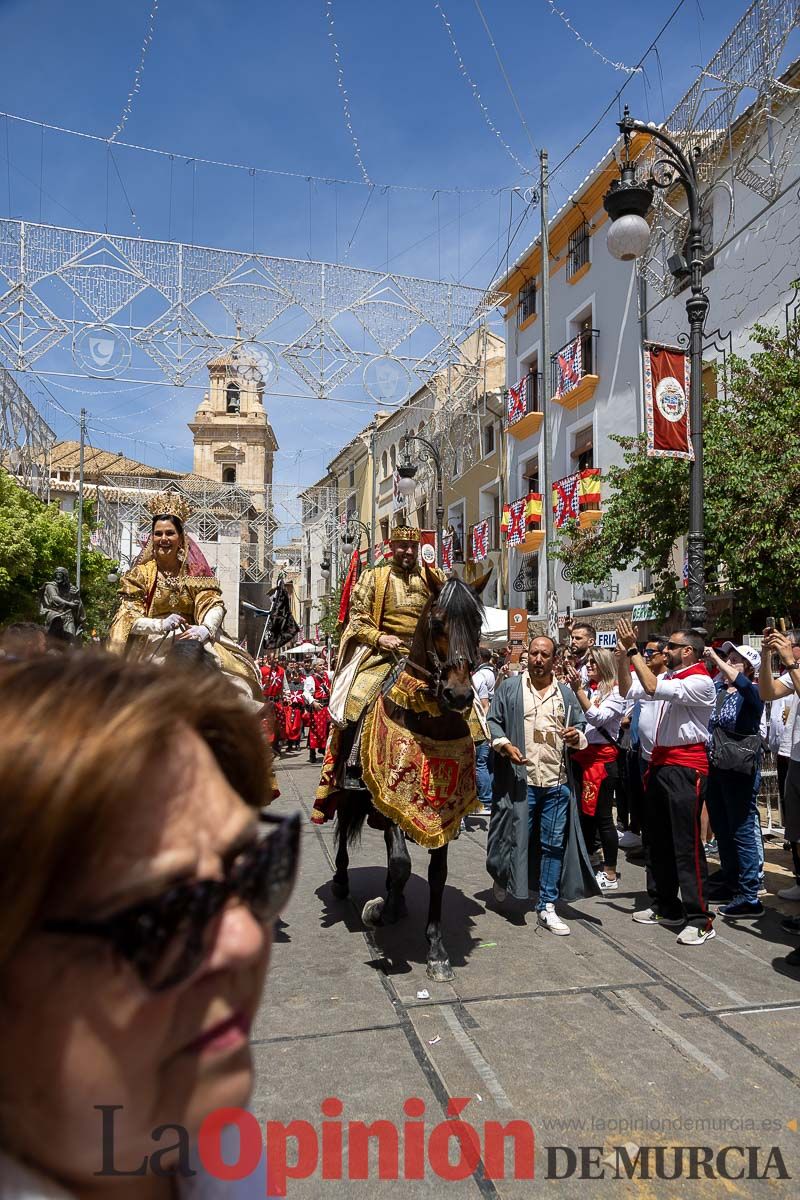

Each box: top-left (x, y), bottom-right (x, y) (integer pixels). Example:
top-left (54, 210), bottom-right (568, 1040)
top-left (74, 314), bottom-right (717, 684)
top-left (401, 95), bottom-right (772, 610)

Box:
top-left (557, 321), bottom-right (800, 628)
top-left (317, 578), bottom-right (345, 642)
top-left (0, 472), bottom-right (118, 636)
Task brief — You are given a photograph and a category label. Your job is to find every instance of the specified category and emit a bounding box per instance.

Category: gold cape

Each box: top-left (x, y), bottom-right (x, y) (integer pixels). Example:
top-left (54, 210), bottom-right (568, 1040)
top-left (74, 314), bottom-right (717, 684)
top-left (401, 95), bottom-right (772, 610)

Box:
top-left (107, 561), bottom-right (262, 702)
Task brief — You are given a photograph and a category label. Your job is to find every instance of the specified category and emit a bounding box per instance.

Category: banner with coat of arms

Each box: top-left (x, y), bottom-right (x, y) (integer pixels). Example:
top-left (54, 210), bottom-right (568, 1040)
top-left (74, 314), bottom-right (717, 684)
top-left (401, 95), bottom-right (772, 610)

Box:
top-left (643, 344), bottom-right (693, 460)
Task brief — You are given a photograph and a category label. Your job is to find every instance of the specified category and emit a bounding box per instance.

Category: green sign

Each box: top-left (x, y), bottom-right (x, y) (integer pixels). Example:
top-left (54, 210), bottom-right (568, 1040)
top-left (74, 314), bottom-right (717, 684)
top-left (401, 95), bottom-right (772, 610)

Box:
top-left (631, 602), bottom-right (656, 623)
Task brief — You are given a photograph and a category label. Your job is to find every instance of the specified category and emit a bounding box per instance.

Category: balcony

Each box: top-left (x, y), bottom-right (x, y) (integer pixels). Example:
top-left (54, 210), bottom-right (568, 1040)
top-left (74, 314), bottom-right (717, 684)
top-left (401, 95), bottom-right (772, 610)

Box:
top-left (505, 371), bottom-right (543, 441)
top-left (551, 330), bottom-right (599, 411)
top-left (553, 468), bottom-right (602, 530)
top-left (502, 493), bottom-right (544, 554)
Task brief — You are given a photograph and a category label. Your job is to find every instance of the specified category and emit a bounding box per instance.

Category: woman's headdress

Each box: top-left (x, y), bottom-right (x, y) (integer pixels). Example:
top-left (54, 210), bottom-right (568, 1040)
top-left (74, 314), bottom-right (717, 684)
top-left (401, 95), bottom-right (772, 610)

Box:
top-left (145, 491), bottom-right (192, 525)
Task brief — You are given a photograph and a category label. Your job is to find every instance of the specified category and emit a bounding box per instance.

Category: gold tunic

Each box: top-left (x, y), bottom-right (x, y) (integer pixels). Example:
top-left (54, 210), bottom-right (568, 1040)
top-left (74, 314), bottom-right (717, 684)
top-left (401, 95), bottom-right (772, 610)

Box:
top-left (107, 561), bottom-right (262, 705)
top-left (335, 563), bottom-right (444, 725)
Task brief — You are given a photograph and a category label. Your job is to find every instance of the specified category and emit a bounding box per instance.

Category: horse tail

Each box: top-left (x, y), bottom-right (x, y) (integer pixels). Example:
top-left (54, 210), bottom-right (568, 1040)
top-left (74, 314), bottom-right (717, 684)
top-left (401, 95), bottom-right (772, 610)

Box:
top-left (336, 790), bottom-right (370, 849)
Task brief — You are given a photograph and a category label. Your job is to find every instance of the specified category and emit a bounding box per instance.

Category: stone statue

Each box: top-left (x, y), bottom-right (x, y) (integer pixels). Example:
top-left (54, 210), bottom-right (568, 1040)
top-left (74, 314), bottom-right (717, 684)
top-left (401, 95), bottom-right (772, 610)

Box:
top-left (40, 567), bottom-right (85, 641)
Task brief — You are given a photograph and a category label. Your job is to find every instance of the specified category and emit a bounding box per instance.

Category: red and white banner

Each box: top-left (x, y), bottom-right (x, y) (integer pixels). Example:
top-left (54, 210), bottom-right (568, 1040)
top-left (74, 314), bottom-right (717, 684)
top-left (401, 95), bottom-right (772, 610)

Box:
top-left (471, 519), bottom-right (489, 562)
top-left (505, 497), bottom-right (527, 547)
top-left (643, 344), bottom-right (693, 460)
top-left (419, 529), bottom-right (437, 567)
top-left (441, 533), bottom-right (453, 571)
top-left (506, 375), bottom-right (529, 425)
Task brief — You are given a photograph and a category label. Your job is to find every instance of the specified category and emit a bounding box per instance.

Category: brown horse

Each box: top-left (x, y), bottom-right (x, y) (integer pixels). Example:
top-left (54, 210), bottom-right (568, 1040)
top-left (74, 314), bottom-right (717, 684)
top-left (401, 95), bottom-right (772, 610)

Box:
top-left (331, 568), bottom-right (491, 982)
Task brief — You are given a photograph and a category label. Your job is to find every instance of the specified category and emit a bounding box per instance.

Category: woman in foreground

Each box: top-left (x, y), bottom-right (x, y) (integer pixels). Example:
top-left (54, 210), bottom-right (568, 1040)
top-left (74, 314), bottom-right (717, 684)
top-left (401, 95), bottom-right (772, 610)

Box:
top-left (0, 653), bottom-right (299, 1199)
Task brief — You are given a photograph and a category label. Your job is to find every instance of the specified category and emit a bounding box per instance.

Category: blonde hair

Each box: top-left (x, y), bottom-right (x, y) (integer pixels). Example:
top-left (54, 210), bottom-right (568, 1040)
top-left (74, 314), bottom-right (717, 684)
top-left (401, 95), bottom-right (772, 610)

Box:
top-left (588, 646), bottom-right (617, 699)
top-left (0, 651), bottom-right (272, 969)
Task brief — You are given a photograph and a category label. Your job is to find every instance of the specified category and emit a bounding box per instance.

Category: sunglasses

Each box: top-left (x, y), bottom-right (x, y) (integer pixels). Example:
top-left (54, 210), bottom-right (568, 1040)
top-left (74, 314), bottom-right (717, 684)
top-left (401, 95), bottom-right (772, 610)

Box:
top-left (666, 641), bottom-right (686, 651)
top-left (42, 811), bottom-right (300, 992)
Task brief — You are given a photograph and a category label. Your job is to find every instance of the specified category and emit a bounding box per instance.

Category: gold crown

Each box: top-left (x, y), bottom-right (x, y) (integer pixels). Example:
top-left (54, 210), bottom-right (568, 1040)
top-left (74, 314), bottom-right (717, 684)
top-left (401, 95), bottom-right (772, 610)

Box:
top-left (389, 525), bottom-right (421, 543)
top-left (145, 490), bottom-right (192, 525)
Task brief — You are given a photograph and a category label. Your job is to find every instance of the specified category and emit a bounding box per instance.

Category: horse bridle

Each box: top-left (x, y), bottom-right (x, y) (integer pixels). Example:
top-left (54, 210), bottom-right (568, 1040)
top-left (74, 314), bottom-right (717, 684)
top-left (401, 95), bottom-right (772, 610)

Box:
top-left (405, 620), bottom-right (479, 700)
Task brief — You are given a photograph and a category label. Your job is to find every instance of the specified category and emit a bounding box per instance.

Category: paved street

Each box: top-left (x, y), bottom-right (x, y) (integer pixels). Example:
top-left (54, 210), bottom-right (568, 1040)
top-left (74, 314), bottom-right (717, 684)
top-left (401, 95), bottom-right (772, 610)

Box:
top-left (250, 754), bottom-right (800, 1198)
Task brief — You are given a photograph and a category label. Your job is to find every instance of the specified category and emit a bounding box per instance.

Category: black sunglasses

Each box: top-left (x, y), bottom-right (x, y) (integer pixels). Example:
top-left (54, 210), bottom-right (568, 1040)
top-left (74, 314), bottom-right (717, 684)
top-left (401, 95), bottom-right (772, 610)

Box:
top-left (42, 811), bottom-right (300, 992)
top-left (666, 641), bottom-right (686, 651)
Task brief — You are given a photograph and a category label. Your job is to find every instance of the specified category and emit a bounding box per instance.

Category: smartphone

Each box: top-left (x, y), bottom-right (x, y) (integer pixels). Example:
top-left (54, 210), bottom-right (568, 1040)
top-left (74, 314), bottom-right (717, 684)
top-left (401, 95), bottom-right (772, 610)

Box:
top-left (766, 616), bottom-right (776, 630)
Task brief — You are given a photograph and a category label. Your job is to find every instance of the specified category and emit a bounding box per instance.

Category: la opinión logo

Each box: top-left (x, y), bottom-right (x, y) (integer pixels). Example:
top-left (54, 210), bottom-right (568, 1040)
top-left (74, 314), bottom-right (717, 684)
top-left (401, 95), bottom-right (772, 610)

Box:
top-left (96, 1098), bottom-right (535, 1195)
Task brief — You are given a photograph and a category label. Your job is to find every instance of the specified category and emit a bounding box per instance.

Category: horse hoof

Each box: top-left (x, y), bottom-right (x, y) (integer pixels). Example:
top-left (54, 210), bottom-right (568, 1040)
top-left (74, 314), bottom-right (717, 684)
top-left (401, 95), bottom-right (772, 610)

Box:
top-left (362, 897), bottom-right (385, 927)
top-left (426, 959), bottom-right (455, 983)
top-left (331, 878), bottom-right (349, 899)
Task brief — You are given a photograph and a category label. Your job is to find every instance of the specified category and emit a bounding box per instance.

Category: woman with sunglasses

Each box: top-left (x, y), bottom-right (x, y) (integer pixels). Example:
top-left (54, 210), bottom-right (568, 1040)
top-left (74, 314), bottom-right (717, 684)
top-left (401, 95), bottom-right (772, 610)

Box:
top-left (567, 646), bottom-right (625, 891)
top-left (0, 652), bottom-right (299, 1199)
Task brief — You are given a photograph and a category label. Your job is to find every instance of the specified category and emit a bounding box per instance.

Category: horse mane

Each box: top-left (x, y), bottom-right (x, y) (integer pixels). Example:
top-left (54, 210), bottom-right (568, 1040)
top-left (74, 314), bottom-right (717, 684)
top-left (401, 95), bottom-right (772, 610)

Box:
top-left (435, 576), bottom-right (485, 666)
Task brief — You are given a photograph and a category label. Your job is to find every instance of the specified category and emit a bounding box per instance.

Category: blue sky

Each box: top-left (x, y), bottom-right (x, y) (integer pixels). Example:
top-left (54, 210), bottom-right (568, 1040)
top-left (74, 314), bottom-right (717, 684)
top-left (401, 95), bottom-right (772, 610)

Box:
top-left (0, 0), bottom-right (783, 492)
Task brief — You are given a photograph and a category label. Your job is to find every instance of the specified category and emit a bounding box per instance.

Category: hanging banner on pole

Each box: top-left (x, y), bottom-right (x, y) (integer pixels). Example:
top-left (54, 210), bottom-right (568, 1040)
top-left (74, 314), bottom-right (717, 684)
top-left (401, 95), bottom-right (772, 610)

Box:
top-left (643, 344), bottom-right (693, 460)
top-left (419, 529), bottom-right (437, 566)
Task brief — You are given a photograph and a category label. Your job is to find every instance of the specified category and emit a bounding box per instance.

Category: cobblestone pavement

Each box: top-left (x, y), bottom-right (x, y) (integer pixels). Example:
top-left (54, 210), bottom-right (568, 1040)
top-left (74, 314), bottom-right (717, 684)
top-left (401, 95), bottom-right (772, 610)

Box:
top-left (250, 752), bottom-right (800, 1198)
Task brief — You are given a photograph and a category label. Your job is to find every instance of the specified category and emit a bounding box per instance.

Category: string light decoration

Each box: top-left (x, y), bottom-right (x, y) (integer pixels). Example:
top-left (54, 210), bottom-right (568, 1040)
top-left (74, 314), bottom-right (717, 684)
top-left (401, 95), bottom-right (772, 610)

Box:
top-left (544, 2), bottom-right (643, 75)
top-left (433, 1), bottom-right (532, 177)
top-left (631, 0), bottom-right (800, 298)
top-left (324, 0), bottom-right (373, 186)
top-left (0, 365), bottom-right (56, 499)
top-left (0, 218), bottom-right (504, 395)
top-left (109, 0), bottom-right (160, 142)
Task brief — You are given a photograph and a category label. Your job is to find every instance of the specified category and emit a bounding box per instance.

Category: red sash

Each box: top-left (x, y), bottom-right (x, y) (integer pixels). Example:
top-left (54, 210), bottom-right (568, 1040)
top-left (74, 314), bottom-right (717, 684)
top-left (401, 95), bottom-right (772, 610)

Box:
top-left (650, 662), bottom-right (711, 775)
top-left (572, 742), bottom-right (618, 816)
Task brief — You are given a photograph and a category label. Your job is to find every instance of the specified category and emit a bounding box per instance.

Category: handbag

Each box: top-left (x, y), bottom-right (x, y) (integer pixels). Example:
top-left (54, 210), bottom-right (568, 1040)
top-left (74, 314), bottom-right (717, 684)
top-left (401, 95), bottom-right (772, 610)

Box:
top-left (708, 692), bottom-right (762, 775)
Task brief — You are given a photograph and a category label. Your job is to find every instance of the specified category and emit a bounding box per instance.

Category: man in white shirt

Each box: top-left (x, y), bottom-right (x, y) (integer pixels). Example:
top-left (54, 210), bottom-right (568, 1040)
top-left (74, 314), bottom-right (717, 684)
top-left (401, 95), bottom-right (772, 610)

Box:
top-left (617, 620), bottom-right (716, 947)
top-left (471, 647), bottom-right (496, 815)
top-left (758, 629), bottom-right (800, 903)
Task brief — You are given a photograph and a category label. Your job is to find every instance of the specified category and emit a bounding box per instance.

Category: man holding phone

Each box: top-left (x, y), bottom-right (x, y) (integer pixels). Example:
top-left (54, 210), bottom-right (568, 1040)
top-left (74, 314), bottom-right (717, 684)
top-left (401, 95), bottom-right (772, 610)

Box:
top-left (486, 635), bottom-right (599, 936)
top-left (617, 619), bottom-right (716, 946)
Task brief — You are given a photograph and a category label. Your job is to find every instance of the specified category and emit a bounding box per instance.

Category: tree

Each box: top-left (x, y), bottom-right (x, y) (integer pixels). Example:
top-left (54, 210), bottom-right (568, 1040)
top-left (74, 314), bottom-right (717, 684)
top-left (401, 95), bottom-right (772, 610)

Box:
top-left (317, 579), bottom-right (344, 642)
top-left (557, 320), bottom-right (800, 629)
top-left (0, 472), bottom-right (118, 636)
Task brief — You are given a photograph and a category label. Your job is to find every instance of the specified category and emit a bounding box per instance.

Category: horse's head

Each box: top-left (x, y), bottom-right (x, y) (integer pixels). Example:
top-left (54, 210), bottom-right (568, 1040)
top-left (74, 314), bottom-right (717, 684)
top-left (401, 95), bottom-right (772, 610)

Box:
top-left (421, 567), bottom-right (492, 711)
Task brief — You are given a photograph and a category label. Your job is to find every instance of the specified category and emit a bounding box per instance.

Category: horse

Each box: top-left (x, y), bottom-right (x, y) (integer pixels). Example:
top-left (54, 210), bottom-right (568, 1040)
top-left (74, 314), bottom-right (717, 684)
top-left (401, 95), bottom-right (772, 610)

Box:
top-left (330, 567), bottom-right (491, 982)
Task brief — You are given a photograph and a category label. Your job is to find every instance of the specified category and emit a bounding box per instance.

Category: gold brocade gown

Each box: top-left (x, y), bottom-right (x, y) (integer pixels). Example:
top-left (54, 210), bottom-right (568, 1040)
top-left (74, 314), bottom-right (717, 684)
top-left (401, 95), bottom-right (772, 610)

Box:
top-left (107, 560), bottom-right (262, 707)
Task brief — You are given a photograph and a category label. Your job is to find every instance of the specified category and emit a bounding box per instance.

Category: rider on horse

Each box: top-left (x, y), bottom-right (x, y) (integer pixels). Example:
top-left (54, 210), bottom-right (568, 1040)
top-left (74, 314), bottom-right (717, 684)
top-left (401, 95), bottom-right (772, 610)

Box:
top-left (312, 525), bottom-right (446, 824)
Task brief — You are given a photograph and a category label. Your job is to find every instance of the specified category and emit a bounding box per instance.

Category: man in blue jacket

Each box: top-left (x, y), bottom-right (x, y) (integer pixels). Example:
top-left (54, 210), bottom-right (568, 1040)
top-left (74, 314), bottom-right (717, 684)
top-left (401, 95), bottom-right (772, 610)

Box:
top-left (486, 635), bottom-right (599, 936)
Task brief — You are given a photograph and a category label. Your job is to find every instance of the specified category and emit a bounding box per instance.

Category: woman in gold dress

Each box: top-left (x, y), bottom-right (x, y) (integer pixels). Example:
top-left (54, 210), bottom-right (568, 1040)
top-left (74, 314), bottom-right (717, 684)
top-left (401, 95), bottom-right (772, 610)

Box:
top-left (108, 493), bottom-right (263, 709)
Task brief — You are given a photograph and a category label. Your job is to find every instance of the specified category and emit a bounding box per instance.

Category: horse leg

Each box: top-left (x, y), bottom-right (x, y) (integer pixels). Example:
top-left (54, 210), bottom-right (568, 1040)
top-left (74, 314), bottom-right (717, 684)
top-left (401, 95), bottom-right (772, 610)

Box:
top-left (331, 812), bottom-right (350, 899)
top-left (426, 845), bottom-right (454, 982)
top-left (362, 824), bottom-right (411, 927)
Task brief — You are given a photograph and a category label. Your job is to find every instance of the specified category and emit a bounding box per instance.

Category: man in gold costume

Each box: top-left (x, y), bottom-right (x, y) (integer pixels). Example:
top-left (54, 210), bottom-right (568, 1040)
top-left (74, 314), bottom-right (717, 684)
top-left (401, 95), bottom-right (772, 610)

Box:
top-left (107, 492), bottom-right (263, 709)
top-left (311, 525), bottom-right (445, 824)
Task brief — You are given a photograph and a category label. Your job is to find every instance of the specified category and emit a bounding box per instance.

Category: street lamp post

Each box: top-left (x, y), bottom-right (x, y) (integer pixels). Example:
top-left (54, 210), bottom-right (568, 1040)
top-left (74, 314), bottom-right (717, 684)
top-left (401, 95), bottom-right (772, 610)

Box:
top-left (396, 434), bottom-right (444, 568)
top-left (603, 107), bottom-right (709, 630)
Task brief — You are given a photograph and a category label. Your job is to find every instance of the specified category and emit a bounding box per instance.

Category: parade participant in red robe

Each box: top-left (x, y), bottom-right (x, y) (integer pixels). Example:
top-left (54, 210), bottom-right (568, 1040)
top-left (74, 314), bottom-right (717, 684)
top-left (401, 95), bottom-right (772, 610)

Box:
top-left (261, 655), bottom-right (289, 752)
top-left (284, 668), bottom-right (305, 749)
top-left (304, 658), bottom-right (331, 763)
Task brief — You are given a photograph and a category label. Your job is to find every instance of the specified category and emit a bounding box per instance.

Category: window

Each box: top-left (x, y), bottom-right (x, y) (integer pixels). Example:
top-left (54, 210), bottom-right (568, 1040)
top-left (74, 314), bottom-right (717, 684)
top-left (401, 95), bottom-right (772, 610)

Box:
top-left (566, 222), bottom-right (590, 280)
top-left (417, 501), bottom-right (428, 530)
top-left (380, 518), bottom-right (389, 541)
top-left (517, 278), bottom-right (536, 325)
top-left (483, 421), bottom-right (495, 456)
top-left (571, 428), bottom-right (593, 473)
top-left (221, 465), bottom-right (237, 484)
top-left (348, 464), bottom-right (355, 489)
top-left (226, 383), bottom-right (240, 413)
top-left (381, 450), bottom-right (388, 478)
top-left (522, 456), bottom-right (540, 494)
top-left (390, 444), bottom-right (397, 472)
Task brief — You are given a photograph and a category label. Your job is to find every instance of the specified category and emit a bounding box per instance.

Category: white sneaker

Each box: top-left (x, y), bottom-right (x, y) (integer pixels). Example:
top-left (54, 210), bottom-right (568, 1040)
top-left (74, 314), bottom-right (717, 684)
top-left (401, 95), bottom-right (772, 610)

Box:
top-left (618, 830), bottom-right (642, 849)
top-left (777, 883), bottom-right (800, 901)
top-left (676, 923), bottom-right (716, 947)
top-left (596, 871), bottom-right (619, 891)
top-left (538, 904), bottom-right (570, 935)
top-left (632, 907), bottom-right (684, 926)
top-left (492, 881), bottom-right (507, 903)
